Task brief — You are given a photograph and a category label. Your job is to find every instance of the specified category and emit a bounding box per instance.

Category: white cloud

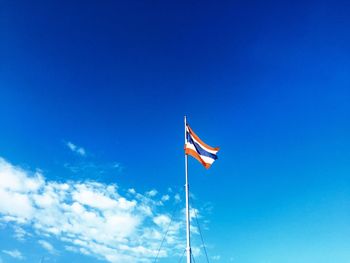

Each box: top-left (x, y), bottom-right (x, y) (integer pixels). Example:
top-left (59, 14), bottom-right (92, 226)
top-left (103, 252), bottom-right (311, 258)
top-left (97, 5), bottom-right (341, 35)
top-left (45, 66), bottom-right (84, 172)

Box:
top-left (174, 193), bottom-right (181, 202)
top-left (2, 249), bottom-right (24, 260)
top-left (38, 240), bottom-right (55, 254)
top-left (64, 161), bottom-right (123, 178)
top-left (161, 194), bottom-right (170, 202)
top-left (128, 188), bottom-right (136, 195)
top-left (190, 208), bottom-right (200, 220)
top-left (212, 255), bottom-right (221, 260)
top-left (153, 215), bottom-right (171, 228)
top-left (0, 157), bottom-right (189, 263)
top-left (12, 226), bottom-right (28, 241)
top-left (146, 189), bottom-right (158, 197)
top-left (66, 141), bottom-right (86, 156)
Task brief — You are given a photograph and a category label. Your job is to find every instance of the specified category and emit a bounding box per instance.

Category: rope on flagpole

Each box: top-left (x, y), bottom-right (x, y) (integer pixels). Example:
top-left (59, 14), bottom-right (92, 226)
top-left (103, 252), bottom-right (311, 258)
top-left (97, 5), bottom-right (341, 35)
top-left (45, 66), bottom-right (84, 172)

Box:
top-left (191, 197), bottom-right (210, 263)
top-left (191, 250), bottom-right (197, 263)
top-left (152, 201), bottom-right (180, 263)
top-left (178, 249), bottom-right (186, 263)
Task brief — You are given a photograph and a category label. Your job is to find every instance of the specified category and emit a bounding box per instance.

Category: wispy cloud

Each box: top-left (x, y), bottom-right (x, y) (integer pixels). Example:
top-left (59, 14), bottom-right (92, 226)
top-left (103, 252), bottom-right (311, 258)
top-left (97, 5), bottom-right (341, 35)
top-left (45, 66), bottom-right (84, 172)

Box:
top-left (66, 141), bottom-right (86, 156)
top-left (146, 189), bottom-right (158, 197)
top-left (161, 194), bottom-right (170, 202)
top-left (63, 161), bottom-right (123, 178)
top-left (12, 226), bottom-right (29, 241)
top-left (174, 193), bottom-right (181, 202)
top-left (2, 249), bottom-right (24, 260)
top-left (38, 240), bottom-right (55, 254)
top-left (0, 157), bottom-right (189, 263)
top-left (212, 255), bottom-right (221, 260)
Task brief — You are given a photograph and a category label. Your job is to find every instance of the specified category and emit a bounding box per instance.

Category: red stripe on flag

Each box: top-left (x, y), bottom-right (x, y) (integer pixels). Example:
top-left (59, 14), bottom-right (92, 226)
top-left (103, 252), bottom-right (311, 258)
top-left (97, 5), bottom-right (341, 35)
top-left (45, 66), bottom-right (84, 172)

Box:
top-left (187, 125), bottom-right (220, 152)
top-left (185, 148), bottom-right (212, 169)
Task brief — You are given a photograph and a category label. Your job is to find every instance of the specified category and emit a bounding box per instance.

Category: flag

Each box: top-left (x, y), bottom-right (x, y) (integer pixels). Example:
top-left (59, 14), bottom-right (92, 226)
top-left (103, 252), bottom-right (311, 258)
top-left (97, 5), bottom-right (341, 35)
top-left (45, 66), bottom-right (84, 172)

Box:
top-left (185, 124), bottom-right (220, 169)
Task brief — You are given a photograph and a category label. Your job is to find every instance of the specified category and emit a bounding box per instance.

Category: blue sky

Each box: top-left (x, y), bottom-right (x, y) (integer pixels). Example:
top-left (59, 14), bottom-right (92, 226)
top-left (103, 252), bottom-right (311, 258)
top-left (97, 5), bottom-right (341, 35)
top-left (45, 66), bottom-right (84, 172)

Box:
top-left (1, 0), bottom-right (350, 262)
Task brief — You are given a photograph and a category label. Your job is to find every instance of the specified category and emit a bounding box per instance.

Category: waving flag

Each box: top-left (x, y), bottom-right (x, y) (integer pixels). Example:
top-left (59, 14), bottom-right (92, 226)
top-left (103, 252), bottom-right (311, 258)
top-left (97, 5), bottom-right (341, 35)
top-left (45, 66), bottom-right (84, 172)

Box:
top-left (185, 124), bottom-right (220, 169)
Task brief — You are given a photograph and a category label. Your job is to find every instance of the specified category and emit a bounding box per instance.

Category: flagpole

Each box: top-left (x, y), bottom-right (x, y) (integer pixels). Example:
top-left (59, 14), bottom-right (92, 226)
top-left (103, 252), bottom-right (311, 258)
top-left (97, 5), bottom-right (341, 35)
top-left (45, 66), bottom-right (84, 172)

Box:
top-left (184, 116), bottom-right (191, 263)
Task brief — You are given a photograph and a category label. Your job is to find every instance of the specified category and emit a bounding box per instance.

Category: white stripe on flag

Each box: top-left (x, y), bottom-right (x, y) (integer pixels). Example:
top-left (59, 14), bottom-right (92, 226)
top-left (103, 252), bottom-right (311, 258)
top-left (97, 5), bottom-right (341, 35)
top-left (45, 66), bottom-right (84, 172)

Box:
top-left (185, 143), bottom-right (216, 165)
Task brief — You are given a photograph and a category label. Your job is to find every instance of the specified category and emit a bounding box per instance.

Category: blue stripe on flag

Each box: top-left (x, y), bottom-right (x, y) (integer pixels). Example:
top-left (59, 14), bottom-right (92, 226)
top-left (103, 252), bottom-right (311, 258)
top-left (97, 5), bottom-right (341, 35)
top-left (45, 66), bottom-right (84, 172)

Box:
top-left (187, 132), bottom-right (218, 160)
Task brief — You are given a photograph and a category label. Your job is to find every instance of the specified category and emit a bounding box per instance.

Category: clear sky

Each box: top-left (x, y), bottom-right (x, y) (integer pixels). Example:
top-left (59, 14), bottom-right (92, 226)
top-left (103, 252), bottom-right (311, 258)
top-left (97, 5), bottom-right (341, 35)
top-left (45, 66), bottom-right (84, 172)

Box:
top-left (1, 0), bottom-right (350, 262)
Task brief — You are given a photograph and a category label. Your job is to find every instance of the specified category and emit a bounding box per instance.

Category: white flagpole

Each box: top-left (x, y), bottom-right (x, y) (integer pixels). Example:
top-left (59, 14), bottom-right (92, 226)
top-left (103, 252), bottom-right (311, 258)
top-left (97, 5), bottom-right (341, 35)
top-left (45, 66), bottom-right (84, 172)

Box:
top-left (184, 116), bottom-right (191, 263)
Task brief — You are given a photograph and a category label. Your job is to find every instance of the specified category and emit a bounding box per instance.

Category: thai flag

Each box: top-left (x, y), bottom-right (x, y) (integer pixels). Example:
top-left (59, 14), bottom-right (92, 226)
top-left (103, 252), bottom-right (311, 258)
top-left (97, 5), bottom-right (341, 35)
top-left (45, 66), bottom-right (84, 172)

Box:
top-left (185, 124), bottom-right (220, 169)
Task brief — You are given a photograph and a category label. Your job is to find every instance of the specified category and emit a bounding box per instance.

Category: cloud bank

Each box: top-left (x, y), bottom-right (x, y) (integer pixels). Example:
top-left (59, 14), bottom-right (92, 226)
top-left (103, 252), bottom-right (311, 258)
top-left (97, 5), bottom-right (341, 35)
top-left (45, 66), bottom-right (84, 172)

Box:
top-left (0, 158), bottom-right (186, 262)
